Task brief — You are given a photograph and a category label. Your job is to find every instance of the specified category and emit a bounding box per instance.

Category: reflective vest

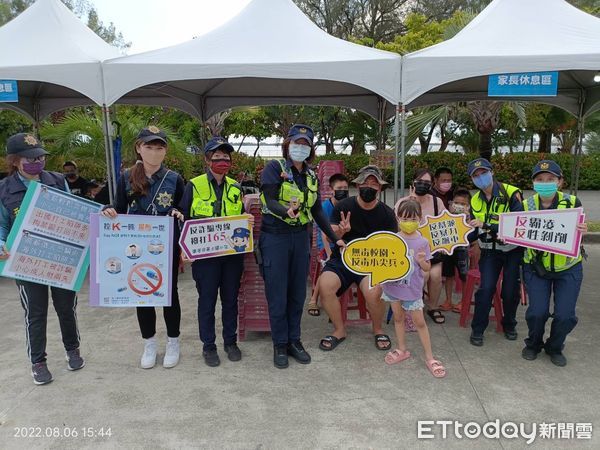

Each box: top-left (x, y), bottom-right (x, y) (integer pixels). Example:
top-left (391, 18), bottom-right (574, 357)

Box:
top-left (523, 192), bottom-right (582, 272)
top-left (260, 159), bottom-right (318, 226)
top-left (189, 174), bottom-right (243, 218)
top-left (471, 182), bottom-right (521, 251)
top-left (124, 167), bottom-right (180, 216)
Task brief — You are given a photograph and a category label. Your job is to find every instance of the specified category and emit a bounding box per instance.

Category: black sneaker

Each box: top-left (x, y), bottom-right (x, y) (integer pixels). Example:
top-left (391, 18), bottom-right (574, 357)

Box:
top-left (202, 349), bottom-right (220, 367)
top-left (31, 362), bottom-right (53, 385)
top-left (546, 351), bottom-right (567, 367)
top-left (66, 349), bottom-right (85, 371)
top-left (504, 329), bottom-right (518, 341)
top-left (224, 344), bottom-right (242, 362)
top-left (273, 345), bottom-right (289, 369)
top-left (521, 347), bottom-right (539, 361)
top-left (287, 341), bottom-right (311, 364)
top-left (470, 333), bottom-right (484, 347)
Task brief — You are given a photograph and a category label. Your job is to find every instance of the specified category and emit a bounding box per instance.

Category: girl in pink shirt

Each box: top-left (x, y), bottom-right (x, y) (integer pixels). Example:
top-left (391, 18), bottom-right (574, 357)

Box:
top-left (382, 199), bottom-right (446, 378)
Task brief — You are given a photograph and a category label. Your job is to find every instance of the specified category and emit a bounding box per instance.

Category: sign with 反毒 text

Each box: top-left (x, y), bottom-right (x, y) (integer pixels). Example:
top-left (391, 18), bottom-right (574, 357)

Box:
top-left (342, 231), bottom-right (412, 288)
top-left (498, 208), bottom-right (584, 258)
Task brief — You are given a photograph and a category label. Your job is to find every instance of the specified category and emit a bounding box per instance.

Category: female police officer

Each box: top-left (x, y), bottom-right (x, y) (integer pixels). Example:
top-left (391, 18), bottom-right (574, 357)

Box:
top-left (0, 133), bottom-right (84, 385)
top-left (179, 137), bottom-right (252, 368)
top-left (468, 158), bottom-right (523, 347)
top-left (102, 127), bottom-right (185, 370)
top-left (259, 124), bottom-right (343, 369)
top-left (521, 161), bottom-right (587, 367)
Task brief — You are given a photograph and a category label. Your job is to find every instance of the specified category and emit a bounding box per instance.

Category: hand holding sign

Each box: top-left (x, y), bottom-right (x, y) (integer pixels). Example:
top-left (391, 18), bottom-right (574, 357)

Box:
top-left (342, 231), bottom-right (411, 288)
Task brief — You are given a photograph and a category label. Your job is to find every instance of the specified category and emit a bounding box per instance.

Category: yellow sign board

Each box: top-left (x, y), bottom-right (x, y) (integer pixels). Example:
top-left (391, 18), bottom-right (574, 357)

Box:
top-left (342, 231), bottom-right (412, 288)
top-left (418, 211), bottom-right (473, 255)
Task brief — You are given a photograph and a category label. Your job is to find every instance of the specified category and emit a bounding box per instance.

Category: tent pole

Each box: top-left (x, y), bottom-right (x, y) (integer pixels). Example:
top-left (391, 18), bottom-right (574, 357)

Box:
top-left (400, 104), bottom-right (407, 199)
top-left (393, 104), bottom-right (400, 204)
top-left (570, 92), bottom-right (585, 196)
top-left (101, 105), bottom-right (116, 204)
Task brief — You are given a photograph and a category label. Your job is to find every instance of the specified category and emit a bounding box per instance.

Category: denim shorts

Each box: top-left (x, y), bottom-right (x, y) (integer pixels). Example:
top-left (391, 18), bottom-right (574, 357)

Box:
top-left (382, 291), bottom-right (424, 311)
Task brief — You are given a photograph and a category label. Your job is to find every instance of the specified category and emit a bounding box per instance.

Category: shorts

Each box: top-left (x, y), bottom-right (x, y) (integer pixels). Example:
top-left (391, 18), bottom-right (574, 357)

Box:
top-left (322, 257), bottom-right (365, 297)
top-left (441, 248), bottom-right (469, 280)
top-left (381, 291), bottom-right (424, 311)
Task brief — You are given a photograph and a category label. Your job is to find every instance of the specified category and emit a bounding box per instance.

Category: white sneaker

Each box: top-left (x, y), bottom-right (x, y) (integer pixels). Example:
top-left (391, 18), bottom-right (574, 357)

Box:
top-left (141, 337), bottom-right (157, 369)
top-left (163, 337), bottom-right (180, 368)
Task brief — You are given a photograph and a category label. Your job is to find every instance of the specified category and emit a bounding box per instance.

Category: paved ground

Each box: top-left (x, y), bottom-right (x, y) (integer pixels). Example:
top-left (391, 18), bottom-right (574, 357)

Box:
top-left (0, 246), bottom-right (599, 449)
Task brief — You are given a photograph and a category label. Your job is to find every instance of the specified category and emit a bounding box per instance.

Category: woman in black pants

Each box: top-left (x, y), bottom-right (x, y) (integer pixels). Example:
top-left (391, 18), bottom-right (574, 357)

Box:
top-left (102, 127), bottom-right (185, 369)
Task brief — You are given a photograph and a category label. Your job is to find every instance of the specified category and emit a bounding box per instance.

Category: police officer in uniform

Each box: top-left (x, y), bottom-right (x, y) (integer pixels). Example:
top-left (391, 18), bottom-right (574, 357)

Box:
top-left (0, 133), bottom-right (84, 385)
top-left (259, 124), bottom-right (343, 369)
top-left (102, 127), bottom-right (185, 369)
top-left (521, 161), bottom-right (587, 367)
top-left (179, 137), bottom-right (251, 367)
top-left (467, 158), bottom-right (523, 346)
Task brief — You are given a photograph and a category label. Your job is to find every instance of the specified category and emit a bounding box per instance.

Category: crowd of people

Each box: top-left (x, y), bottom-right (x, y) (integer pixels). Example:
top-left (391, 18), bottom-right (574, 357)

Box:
top-left (0, 124), bottom-right (588, 385)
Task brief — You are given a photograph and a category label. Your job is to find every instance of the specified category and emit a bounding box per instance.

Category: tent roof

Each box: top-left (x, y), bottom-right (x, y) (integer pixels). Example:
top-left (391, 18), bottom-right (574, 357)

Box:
top-left (402, 0), bottom-right (600, 116)
top-left (103, 0), bottom-right (401, 119)
top-left (0, 0), bottom-right (120, 119)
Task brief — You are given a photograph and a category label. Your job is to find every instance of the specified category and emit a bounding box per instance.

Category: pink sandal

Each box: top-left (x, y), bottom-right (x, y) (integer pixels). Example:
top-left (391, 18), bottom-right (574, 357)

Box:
top-left (426, 359), bottom-right (446, 378)
top-left (385, 349), bottom-right (411, 365)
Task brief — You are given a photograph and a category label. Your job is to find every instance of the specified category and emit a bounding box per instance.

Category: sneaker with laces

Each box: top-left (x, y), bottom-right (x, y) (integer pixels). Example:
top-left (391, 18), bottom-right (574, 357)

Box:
top-left (31, 362), bottom-right (53, 385)
top-left (66, 349), bottom-right (85, 371)
top-left (141, 337), bottom-right (157, 369)
top-left (163, 337), bottom-right (180, 368)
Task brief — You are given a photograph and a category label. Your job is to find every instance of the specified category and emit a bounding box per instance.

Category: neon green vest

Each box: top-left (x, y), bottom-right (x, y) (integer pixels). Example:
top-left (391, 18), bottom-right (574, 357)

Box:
top-left (189, 174), bottom-right (243, 218)
top-left (260, 159), bottom-right (319, 226)
top-left (471, 182), bottom-right (520, 250)
top-left (523, 192), bottom-right (582, 272)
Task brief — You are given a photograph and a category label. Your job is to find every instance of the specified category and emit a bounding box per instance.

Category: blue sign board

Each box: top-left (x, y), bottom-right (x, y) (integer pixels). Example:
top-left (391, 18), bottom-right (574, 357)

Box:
top-left (488, 72), bottom-right (558, 97)
top-left (0, 80), bottom-right (18, 102)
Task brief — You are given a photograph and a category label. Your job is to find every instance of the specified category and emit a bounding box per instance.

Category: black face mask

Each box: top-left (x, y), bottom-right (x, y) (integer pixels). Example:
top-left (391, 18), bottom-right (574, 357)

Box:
top-left (414, 180), bottom-right (432, 196)
top-left (333, 190), bottom-right (349, 201)
top-left (359, 186), bottom-right (377, 203)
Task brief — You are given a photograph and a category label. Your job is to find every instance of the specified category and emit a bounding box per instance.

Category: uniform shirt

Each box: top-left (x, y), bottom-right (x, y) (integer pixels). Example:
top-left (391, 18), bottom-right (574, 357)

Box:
top-left (473, 181), bottom-right (523, 235)
top-left (330, 196), bottom-right (398, 259)
top-left (0, 173), bottom-right (70, 247)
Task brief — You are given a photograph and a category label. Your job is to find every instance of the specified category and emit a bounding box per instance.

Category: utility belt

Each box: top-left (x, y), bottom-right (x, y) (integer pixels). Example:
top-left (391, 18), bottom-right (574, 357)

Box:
top-left (527, 260), bottom-right (581, 280)
top-left (261, 224), bottom-right (308, 235)
top-left (478, 232), bottom-right (517, 252)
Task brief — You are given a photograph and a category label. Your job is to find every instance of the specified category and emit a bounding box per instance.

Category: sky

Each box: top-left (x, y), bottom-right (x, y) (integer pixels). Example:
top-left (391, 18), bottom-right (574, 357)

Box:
top-left (91, 0), bottom-right (251, 54)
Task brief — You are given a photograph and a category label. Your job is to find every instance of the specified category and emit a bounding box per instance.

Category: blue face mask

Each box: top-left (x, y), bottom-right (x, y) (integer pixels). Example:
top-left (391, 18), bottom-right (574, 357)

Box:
top-left (534, 181), bottom-right (558, 198)
top-left (289, 143), bottom-right (311, 162)
top-left (473, 171), bottom-right (493, 190)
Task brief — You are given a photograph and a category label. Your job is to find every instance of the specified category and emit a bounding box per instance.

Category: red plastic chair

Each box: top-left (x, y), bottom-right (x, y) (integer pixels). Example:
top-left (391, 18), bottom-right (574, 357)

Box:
top-left (459, 268), bottom-right (504, 332)
top-left (340, 285), bottom-right (371, 326)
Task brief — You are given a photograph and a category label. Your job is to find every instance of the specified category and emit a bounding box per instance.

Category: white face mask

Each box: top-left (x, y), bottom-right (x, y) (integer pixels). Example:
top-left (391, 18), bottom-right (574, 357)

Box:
top-left (289, 143), bottom-right (311, 162)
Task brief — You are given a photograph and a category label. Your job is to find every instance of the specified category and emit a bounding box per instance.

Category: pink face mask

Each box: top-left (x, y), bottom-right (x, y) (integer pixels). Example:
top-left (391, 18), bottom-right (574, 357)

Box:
top-left (438, 182), bottom-right (452, 193)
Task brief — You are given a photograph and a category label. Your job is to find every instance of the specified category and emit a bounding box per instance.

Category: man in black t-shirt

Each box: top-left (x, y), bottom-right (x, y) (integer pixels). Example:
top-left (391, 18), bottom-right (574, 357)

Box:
top-left (63, 161), bottom-right (91, 198)
top-left (318, 165), bottom-right (398, 352)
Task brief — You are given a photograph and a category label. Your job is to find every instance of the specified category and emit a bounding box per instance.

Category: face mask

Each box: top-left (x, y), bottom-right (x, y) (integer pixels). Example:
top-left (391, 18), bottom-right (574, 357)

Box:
top-left (289, 143), bottom-right (311, 162)
top-left (534, 181), bottom-right (558, 198)
top-left (23, 161), bottom-right (45, 176)
top-left (210, 159), bottom-right (232, 175)
top-left (451, 204), bottom-right (467, 214)
top-left (333, 190), bottom-right (348, 201)
top-left (438, 182), bottom-right (452, 193)
top-left (399, 220), bottom-right (420, 234)
top-left (358, 186), bottom-right (377, 203)
top-left (64, 172), bottom-right (77, 180)
top-left (473, 171), bottom-right (493, 190)
top-left (414, 180), bottom-right (432, 196)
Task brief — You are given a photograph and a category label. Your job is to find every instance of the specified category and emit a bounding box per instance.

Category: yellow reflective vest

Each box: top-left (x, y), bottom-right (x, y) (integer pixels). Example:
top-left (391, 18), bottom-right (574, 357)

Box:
top-left (260, 159), bottom-right (318, 226)
top-left (523, 192), bottom-right (582, 272)
top-left (189, 174), bottom-right (243, 218)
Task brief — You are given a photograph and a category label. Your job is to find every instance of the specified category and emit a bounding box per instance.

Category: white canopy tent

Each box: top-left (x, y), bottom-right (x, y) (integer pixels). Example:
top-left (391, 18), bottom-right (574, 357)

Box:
top-left (102, 0), bottom-right (402, 120)
top-left (398, 0), bottom-right (600, 195)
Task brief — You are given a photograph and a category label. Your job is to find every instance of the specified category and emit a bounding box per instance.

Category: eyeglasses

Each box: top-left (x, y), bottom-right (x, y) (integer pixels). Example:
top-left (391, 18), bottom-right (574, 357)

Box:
top-left (24, 156), bottom-right (46, 163)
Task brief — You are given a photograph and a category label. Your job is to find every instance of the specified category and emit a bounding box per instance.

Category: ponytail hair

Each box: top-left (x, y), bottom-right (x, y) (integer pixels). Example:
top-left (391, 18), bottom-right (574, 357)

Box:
top-left (129, 139), bottom-right (149, 196)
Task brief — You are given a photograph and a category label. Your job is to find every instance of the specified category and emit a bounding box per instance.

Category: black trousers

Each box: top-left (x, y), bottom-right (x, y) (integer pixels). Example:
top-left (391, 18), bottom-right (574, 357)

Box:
top-left (17, 280), bottom-right (80, 364)
top-left (137, 247), bottom-right (181, 339)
